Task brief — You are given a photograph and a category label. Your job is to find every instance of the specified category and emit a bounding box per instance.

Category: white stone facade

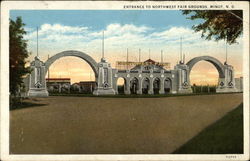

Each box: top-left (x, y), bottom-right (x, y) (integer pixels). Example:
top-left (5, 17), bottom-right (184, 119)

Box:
top-left (24, 50), bottom-right (240, 97)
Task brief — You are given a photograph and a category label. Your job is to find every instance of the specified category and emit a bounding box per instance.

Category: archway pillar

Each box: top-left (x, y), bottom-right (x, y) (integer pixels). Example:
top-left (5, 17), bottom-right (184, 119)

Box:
top-left (216, 64), bottom-right (237, 93)
top-left (136, 78), bottom-right (142, 94)
top-left (27, 57), bottom-right (49, 97)
top-left (148, 78), bottom-right (154, 95)
top-left (114, 78), bottom-right (119, 94)
top-left (159, 71), bottom-right (165, 94)
top-left (93, 58), bottom-right (116, 95)
top-left (175, 63), bottom-right (192, 94)
top-left (124, 78), bottom-right (131, 95)
top-left (159, 78), bottom-right (165, 94)
top-left (113, 71), bottom-right (119, 94)
top-left (123, 70), bottom-right (131, 95)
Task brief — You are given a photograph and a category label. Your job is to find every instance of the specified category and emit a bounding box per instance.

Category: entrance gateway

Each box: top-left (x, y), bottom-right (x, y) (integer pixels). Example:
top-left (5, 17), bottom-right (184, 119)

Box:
top-left (26, 50), bottom-right (239, 97)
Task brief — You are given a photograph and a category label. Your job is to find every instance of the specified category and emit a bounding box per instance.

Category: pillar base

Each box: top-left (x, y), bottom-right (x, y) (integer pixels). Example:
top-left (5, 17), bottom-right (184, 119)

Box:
top-left (137, 90), bottom-right (142, 95)
top-left (124, 90), bottom-right (131, 95)
top-left (171, 90), bottom-right (177, 94)
top-left (27, 88), bottom-right (49, 97)
top-left (93, 88), bottom-right (116, 95)
top-left (177, 87), bottom-right (193, 94)
top-left (216, 87), bottom-right (238, 93)
top-left (148, 90), bottom-right (154, 95)
top-left (159, 90), bottom-right (165, 94)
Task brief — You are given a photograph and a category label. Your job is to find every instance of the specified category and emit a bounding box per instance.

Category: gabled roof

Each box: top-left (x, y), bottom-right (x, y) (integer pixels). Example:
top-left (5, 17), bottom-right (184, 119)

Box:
top-left (144, 59), bottom-right (156, 64)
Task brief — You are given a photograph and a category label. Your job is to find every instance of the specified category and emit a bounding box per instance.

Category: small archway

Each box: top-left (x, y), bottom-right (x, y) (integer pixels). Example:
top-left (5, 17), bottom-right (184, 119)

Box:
top-left (153, 77), bottom-right (161, 94)
top-left (117, 77), bottom-right (126, 94)
top-left (164, 78), bottom-right (172, 94)
top-left (130, 77), bottom-right (139, 94)
top-left (142, 77), bottom-right (150, 94)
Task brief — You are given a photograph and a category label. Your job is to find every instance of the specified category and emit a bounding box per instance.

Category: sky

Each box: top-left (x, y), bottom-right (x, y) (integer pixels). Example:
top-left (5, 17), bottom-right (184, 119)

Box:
top-left (10, 10), bottom-right (243, 85)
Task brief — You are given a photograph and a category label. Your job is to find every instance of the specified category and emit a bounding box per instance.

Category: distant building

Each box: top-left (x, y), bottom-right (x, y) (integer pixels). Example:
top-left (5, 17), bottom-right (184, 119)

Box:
top-left (71, 82), bottom-right (81, 92)
top-left (46, 78), bottom-right (71, 93)
top-left (116, 59), bottom-right (170, 70)
top-left (235, 77), bottom-right (243, 92)
top-left (70, 81), bottom-right (96, 93)
top-left (79, 81), bottom-right (96, 93)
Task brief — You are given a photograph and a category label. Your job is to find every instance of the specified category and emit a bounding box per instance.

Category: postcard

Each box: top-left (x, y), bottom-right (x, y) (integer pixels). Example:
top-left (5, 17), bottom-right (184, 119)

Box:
top-left (0, 1), bottom-right (249, 161)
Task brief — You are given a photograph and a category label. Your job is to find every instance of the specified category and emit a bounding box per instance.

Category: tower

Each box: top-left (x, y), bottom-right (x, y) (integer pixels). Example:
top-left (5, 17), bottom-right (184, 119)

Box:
top-left (93, 58), bottom-right (116, 95)
top-left (93, 31), bottom-right (115, 95)
top-left (27, 56), bottom-right (48, 97)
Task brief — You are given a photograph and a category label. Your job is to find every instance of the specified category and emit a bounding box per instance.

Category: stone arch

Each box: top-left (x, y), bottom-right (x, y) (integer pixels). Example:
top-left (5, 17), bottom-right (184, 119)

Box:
top-left (142, 77), bottom-right (150, 94)
top-left (186, 56), bottom-right (225, 78)
top-left (116, 77), bottom-right (127, 94)
top-left (164, 78), bottom-right (172, 93)
top-left (45, 50), bottom-right (98, 79)
top-left (153, 77), bottom-right (161, 94)
top-left (130, 77), bottom-right (139, 94)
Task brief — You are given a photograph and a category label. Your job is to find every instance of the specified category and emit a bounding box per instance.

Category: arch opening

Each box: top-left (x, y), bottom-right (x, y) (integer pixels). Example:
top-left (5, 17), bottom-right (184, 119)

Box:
top-left (45, 56), bottom-right (96, 94)
top-left (130, 77), bottom-right (139, 94)
top-left (45, 50), bottom-right (98, 79)
top-left (117, 77), bottom-right (126, 94)
top-left (164, 78), bottom-right (172, 94)
top-left (153, 78), bottom-right (160, 94)
top-left (186, 56), bottom-right (225, 78)
top-left (189, 61), bottom-right (218, 93)
top-left (142, 77), bottom-right (150, 94)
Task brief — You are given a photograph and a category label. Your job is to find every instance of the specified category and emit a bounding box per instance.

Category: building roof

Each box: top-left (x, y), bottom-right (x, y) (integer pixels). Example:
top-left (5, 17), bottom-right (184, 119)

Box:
top-left (144, 59), bottom-right (156, 64)
top-left (79, 81), bottom-right (96, 84)
top-left (46, 78), bottom-right (71, 83)
top-left (72, 82), bottom-right (80, 85)
top-left (46, 78), bottom-right (70, 80)
top-left (131, 59), bottom-right (165, 71)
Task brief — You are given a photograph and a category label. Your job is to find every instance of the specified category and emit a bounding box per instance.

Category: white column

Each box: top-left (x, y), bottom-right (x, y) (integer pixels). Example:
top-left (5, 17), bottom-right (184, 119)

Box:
top-left (137, 79), bottom-right (142, 94)
top-left (148, 79), bottom-right (154, 94)
top-left (159, 79), bottom-right (165, 94)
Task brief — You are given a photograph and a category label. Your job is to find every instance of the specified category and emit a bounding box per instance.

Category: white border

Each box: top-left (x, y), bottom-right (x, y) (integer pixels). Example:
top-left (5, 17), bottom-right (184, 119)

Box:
top-left (1, 1), bottom-right (249, 161)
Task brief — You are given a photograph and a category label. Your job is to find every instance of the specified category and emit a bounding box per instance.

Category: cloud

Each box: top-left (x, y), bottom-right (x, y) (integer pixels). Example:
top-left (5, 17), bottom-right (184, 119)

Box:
top-left (91, 23), bottom-right (151, 37)
top-left (24, 23), bottom-right (243, 71)
top-left (23, 23), bottom-right (242, 84)
top-left (24, 23), bottom-right (89, 40)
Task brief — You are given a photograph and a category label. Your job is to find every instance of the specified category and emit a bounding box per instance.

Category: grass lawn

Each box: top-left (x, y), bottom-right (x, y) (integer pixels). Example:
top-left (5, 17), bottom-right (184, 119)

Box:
top-left (173, 103), bottom-right (243, 154)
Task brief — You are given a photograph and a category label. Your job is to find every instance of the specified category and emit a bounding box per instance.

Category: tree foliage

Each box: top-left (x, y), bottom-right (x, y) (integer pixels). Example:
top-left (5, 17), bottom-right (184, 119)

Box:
top-left (182, 10), bottom-right (243, 44)
top-left (9, 17), bottom-right (30, 96)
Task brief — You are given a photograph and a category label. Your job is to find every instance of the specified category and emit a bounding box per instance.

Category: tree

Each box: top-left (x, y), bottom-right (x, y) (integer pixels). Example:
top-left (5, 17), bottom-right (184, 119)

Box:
top-left (9, 17), bottom-right (30, 97)
top-left (182, 10), bottom-right (243, 44)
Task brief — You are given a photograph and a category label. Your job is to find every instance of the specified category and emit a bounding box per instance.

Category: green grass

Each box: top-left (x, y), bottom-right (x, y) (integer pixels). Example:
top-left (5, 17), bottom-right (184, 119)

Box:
top-left (49, 92), bottom-right (242, 98)
top-left (173, 103), bottom-right (243, 154)
top-left (10, 98), bottom-right (48, 110)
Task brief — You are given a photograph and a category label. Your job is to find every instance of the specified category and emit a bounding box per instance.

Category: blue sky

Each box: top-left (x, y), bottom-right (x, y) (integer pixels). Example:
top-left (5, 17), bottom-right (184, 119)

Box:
top-left (9, 10), bottom-right (242, 84)
top-left (10, 10), bottom-right (199, 31)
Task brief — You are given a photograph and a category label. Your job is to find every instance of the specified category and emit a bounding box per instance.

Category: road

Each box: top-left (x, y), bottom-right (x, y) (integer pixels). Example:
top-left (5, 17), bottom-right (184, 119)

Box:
top-left (10, 93), bottom-right (243, 154)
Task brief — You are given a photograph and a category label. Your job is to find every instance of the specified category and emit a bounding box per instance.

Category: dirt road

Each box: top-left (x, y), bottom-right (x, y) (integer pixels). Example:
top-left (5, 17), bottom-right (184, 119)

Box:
top-left (10, 93), bottom-right (243, 154)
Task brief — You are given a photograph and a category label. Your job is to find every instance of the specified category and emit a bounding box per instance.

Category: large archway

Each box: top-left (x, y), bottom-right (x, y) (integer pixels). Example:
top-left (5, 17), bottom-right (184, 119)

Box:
top-left (186, 56), bottom-right (225, 78)
top-left (44, 50), bottom-right (98, 94)
top-left (186, 56), bottom-right (224, 93)
top-left (45, 50), bottom-right (98, 79)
